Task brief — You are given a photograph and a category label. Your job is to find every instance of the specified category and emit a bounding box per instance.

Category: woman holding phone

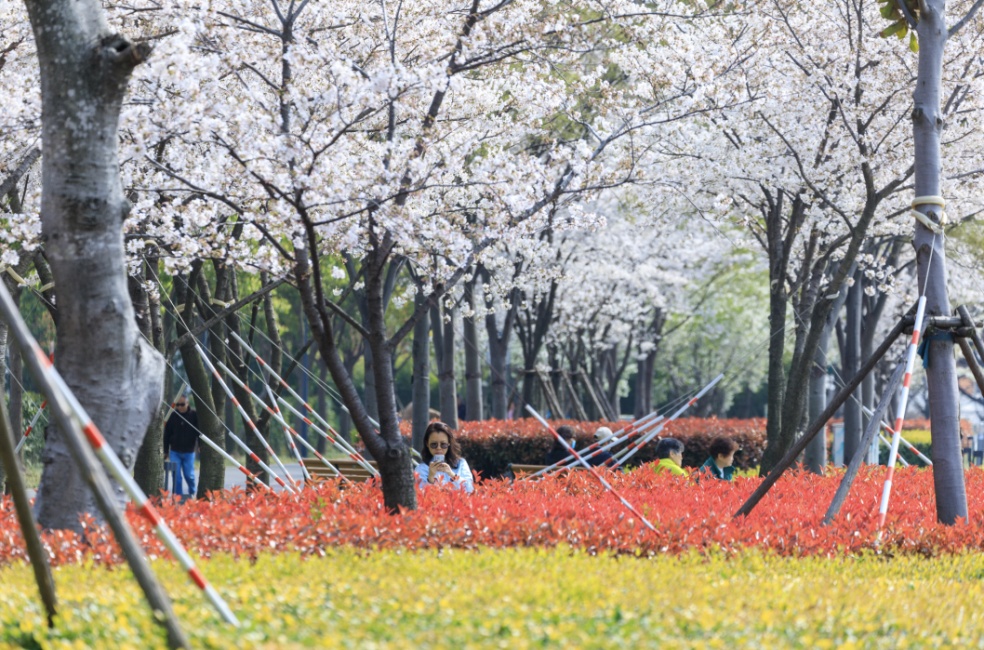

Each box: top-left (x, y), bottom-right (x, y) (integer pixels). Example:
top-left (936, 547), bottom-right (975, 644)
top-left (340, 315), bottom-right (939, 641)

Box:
top-left (415, 421), bottom-right (474, 493)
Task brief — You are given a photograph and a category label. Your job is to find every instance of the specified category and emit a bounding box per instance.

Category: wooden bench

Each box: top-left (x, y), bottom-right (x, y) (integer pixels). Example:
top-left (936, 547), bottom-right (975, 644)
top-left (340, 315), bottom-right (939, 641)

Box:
top-left (506, 463), bottom-right (592, 480)
top-left (306, 458), bottom-right (379, 483)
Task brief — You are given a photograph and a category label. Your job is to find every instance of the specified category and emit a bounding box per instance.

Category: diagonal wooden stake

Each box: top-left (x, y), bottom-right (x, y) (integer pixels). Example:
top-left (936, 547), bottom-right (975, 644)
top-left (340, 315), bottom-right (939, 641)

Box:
top-left (0, 281), bottom-right (191, 649)
top-left (823, 361), bottom-right (906, 525)
top-left (0, 379), bottom-right (57, 626)
top-left (734, 310), bottom-right (911, 519)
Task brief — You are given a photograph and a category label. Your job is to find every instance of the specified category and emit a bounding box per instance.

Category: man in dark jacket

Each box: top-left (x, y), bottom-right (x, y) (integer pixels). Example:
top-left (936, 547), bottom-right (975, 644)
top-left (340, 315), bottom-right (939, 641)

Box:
top-left (163, 397), bottom-right (199, 497)
top-left (544, 425), bottom-right (577, 466)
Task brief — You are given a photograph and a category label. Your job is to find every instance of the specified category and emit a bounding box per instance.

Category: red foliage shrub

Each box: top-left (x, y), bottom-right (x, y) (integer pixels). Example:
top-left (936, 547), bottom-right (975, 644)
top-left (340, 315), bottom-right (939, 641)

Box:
top-left (4, 466), bottom-right (984, 565)
top-left (399, 418), bottom-right (766, 477)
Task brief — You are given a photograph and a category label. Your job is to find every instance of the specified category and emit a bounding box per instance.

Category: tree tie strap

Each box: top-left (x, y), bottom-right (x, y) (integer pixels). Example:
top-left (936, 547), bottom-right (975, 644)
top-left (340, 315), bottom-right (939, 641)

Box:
top-left (0, 266), bottom-right (28, 287)
top-left (911, 195), bottom-right (947, 235)
top-left (916, 331), bottom-right (953, 368)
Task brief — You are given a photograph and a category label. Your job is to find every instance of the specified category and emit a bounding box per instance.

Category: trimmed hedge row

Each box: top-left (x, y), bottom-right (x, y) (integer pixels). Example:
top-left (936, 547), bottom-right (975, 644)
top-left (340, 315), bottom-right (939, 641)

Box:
top-left (398, 418), bottom-right (768, 478)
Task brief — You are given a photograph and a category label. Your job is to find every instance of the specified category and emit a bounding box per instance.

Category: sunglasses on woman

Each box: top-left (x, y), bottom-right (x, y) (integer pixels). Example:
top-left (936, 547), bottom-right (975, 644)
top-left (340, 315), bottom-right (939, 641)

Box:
top-left (428, 442), bottom-right (450, 450)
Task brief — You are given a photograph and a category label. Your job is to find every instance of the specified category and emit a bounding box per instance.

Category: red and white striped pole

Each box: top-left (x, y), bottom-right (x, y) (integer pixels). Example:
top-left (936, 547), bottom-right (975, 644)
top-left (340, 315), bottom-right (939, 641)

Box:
top-left (262, 380), bottom-right (311, 483)
top-left (13, 400), bottom-right (46, 454)
top-left (196, 428), bottom-right (272, 491)
top-left (877, 296), bottom-right (927, 534)
top-left (221, 360), bottom-right (342, 481)
top-left (877, 433), bottom-right (910, 467)
top-left (34, 348), bottom-right (239, 626)
top-left (861, 402), bottom-right (931, 465)
top-left (229, 331), bottom-right (377, 475)
top-left (528, 412), bottom-right (664, 478)
top-left (215, 360), bottom-right (300, 491)
top-left (193, 344), bottom-right (296, 494)
top-left (526, 405), bottom-right (658, 532)
top-left (613, 374), bottom-right (724, 468)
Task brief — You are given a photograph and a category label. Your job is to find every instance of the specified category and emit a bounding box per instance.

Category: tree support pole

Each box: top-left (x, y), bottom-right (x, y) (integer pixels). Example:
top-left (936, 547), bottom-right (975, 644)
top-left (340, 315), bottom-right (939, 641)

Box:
top-left (734, 311), bottom-right (911, 518)
top-left (957, 335), bottom-right (984, 397)
top-left (0, 282), bottom-right (191, 649)
top-left (0, 386), bottom-right (57, 626)
top-left (823, 361), bottom-right (906, 525)
top-left (957, 306), bottom-right (984, 367)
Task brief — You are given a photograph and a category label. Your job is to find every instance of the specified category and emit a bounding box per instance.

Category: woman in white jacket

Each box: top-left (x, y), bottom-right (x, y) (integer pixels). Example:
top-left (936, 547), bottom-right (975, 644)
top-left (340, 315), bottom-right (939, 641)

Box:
top-left (415, 421), bottom-right (474, 494)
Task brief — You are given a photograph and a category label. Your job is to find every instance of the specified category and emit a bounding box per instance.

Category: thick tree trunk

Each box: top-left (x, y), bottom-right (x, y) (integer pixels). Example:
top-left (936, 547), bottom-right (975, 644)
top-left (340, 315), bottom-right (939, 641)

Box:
top-left (842, 272), bottom-right (863, 462)
top-left (411, 288), bottom-right (431, 450)
top-left (463, 277), bottom-right (483, 421)
top-left (25, 3), bottom-right (164, 528)
top-left (363, 245), bottom-right (415, 511)
top-left (913, 1), bottom-right (967, 523)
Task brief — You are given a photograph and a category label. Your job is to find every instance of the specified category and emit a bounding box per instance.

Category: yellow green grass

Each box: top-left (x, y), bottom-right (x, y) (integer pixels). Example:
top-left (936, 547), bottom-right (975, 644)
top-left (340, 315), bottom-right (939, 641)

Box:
top-left (2, 548), bottom-right (983, 648)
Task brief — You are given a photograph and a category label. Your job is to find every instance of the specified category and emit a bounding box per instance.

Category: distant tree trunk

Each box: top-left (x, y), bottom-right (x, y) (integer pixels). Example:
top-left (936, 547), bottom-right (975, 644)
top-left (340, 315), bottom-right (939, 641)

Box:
top-left (485, 296), bottom-right (516, 420)
top-left (316, 361), bottom-right (328, 455)
top-left (913, 0), bottom-right (967, 523)
top-left (411, 288), bottom-right (431, 450)
top-left (842, 271), bottom-right (863, 462)
top-left (431, 301), bottom-right (458, 429)
top-left (168, 274), bottom-right (226, 496)
top-left (633, 309), bottom-right (664, 419)
top-left (463, 276), bottom-right (483, 421)
top-left (516, 282), bottom-right (557, 416)
top-left (759, 191), bottom-right (799, 474)
top-left (805, 323), bottom-right (831, 473)
top-left (25, 1), bottom-right (165, 529)
top-left (131, 258), bottom-right (166, 495)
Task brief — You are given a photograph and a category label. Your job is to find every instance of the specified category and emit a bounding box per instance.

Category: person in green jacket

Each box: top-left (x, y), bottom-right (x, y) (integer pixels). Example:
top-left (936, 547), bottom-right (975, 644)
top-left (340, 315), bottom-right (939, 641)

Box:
top-left (699, 437), bottom-right (739, 481)
top-left (652, 438), bottom-right (688, 476)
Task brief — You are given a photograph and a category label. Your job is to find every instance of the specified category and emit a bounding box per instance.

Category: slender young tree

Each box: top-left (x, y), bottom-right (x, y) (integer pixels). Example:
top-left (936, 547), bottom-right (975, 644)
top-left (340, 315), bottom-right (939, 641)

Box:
top-left (903, 0), bottom-right (983, 523)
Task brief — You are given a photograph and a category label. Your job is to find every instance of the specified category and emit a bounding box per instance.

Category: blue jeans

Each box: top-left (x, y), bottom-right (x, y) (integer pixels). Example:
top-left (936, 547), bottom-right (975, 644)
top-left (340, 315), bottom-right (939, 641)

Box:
top-left (169, 451), bottom-right (196, 496)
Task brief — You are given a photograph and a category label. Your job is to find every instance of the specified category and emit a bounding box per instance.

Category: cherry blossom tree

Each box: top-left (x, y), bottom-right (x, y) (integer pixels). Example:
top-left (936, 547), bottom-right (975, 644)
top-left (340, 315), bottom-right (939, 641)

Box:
top-left (114, 0), bottom-right (749, 510)
top-left (685, 0), bottom-right (984, 491)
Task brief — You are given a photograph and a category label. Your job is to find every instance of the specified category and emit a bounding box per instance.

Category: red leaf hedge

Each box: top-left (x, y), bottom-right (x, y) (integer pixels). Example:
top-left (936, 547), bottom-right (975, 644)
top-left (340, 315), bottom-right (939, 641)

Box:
top-left (4, 466), bottom-right (984, 565)
top-left (401, 417), bottom-right (769, 478)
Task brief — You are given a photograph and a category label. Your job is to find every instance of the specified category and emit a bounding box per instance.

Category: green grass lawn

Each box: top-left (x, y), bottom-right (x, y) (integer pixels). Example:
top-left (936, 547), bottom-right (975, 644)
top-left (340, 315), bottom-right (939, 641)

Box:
top-left (2, 548), bottom-right (982, 648)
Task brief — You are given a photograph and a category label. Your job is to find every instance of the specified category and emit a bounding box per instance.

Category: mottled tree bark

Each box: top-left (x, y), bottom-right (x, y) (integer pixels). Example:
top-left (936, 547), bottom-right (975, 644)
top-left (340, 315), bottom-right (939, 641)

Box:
top-left (25, 0), bottom-right (165, 529)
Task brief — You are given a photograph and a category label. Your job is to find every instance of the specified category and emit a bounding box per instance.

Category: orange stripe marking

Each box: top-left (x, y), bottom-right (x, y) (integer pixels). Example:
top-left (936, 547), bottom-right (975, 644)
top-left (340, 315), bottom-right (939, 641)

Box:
top-left (188, 567), bottom-right (207, 590)
top-left (82, 423), bottom-right (104, 449)
top-left (139, 503), bottom-right (162, 526)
